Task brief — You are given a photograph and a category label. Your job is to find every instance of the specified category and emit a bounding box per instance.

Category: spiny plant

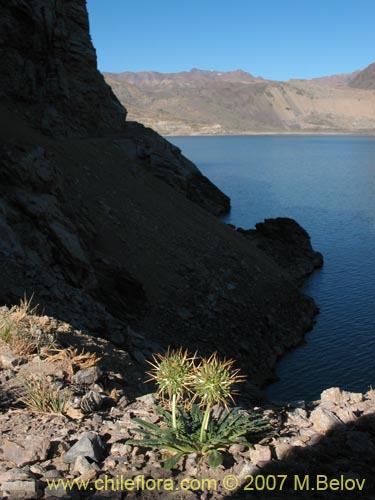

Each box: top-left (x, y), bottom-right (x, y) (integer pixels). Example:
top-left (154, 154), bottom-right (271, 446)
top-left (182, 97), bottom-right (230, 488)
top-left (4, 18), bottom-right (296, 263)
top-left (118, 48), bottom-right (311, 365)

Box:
top-left (192, 352), bottom-right (246, 442)
top-left (127, 348), bottom-right (271, 469)
top-left (130, 403), bottom-right (270, 469)
top-left (146, 347), bottom-right (195, 429)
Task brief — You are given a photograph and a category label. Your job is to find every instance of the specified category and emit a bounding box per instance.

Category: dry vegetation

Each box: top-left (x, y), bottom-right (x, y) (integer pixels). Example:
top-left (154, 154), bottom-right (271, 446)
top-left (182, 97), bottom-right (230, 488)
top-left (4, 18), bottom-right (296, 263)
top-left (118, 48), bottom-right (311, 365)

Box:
top-left (0, 298), bottom-right (55, 356)
top-left (0, 298), bottom-right (101, 414)
top-left (19, 374), bottom-right (71, 414)
top-left (44, 347), bottom-right (101, 381)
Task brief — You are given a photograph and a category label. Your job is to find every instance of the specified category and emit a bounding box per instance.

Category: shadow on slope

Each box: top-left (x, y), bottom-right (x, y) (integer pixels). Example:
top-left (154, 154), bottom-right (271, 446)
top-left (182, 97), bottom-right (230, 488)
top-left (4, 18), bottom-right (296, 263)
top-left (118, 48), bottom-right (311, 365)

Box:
top-left (227, 412), bottom-right (375, 500)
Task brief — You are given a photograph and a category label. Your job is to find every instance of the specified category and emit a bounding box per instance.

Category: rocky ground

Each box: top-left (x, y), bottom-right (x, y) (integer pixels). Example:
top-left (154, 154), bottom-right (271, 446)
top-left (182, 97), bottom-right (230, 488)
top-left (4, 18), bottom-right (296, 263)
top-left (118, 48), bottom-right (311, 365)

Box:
top-left (2, 3), bottom-right (370, 498)
top-left (0, 307), bottom-right (375, 499)
top-left (0, 312), bottom-right (374, 500)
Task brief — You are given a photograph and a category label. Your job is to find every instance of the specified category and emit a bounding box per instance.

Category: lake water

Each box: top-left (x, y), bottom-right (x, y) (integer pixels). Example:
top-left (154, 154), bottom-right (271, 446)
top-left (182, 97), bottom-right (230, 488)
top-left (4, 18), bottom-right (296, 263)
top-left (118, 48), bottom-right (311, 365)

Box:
top-left (169, 135), bottom-right (375, 402)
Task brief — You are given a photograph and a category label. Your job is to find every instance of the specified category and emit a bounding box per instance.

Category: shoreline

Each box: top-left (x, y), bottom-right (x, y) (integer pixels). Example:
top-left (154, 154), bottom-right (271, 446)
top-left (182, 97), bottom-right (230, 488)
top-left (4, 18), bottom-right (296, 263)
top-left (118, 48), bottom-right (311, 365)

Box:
top-left (164, 130), bottom-right (375, 137)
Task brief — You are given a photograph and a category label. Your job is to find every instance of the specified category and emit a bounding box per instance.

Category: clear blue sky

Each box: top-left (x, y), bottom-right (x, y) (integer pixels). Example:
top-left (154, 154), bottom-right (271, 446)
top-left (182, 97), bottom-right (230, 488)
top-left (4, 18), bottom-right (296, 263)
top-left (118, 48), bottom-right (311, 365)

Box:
top-left (87, 0), bottom-right (375, 80)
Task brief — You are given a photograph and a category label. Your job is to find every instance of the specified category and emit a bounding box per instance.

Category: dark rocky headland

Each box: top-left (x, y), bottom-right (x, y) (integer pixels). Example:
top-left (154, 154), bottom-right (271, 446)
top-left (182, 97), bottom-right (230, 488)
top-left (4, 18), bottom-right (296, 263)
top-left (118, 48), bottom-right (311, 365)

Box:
top-left (1, 1), bottom-right (374, 499)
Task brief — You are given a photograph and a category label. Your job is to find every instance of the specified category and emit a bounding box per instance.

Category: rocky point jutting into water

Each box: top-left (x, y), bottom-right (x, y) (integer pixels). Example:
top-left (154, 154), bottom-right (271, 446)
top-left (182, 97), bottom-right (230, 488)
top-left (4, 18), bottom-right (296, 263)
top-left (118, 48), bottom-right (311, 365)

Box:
top-left (0, 0), bottom-right (323, 395)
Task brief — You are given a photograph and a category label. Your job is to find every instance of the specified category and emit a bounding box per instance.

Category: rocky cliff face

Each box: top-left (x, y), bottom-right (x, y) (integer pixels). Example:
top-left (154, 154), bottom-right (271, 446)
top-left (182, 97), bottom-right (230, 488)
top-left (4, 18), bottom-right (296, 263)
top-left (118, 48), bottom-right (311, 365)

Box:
top-left (0, 0), bottom-right (321, 395)
top-left (113, 122), bottom-right (230, 216)
top-left (0, 0), bottom-right (125, 136)
top-left (0, 0), bottom-right (229, 215)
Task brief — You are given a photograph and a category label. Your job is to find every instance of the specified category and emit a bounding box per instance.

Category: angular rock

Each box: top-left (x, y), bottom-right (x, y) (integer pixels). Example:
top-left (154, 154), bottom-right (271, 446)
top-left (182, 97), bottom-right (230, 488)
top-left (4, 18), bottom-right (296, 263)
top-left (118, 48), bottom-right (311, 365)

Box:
top-left (286, 408), bottom-right (311, 428)
top-left (347, 392), bottom-right (363, 403)
top-left (73, 455), bottom-right (99, 475)
top-left (110, 443), bottom-right (132, 457)
top-left (274, 442), bottom-right (294, 460)
top-left (321, 388), bottom-right (363, 405)
top-left (185, 453), bottom-right (198, 476)
top-left (350, 401), bottom-right (373, 413)
top-left (103, 456), bottom-right (118, 470)
top-left (237, 462), bottom-right (261, 482)
top-left (321, 387), bottom-right (345, 404)
top-left (249, 445), bottom-right (271, 465)
top-left (29, 464), bottom-right (46, 476)
top-left (0, 469), bottom-right (33, 482)
top-left (0, 479), bottom-right (38, 498)
top-left (43, 469), bottom-right (62, 480)
top-left (136, 393), bottom-right (156, 407)
top-left (44, 481), bottom-right (73, 498)
top-left (0, 354), bottom-right (19, 369)
top-left (63, 432), bottom-right (104, 464)
top-left (73, 366), bottom-right (102, 385)
top-left (335, 407), bottom-right (357, 424)
top-left (298, 428), bottom-right (319, 443)
top-left (366, 389), bottom-right (375, 400)
top-left (1, 146), bottom-right (56, 192)
top-left (310, 406), bottom-right (343, 434)
top-left (229, 443), bottom-right (246, 455)
top-left (308, 432), bottom-right (323, 446)
top-left (2, 437), bottom-right (51, 467)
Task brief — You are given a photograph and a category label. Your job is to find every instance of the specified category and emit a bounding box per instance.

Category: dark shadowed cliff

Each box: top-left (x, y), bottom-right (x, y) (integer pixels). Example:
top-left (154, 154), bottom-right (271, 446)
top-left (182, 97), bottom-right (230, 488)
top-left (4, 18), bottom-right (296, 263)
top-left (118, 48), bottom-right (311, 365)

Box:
top-left (0, 0), bottom-right (322, 396)
top-left (0, 0), bottom-right (229, 215)
top-left (0, 0), bottom-right (125, 136)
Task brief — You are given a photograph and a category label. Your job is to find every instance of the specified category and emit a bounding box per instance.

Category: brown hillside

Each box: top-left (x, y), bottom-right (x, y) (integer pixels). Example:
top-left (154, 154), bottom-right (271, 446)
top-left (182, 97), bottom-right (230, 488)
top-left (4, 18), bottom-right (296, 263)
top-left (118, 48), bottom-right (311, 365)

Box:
top-left (105, 69), bottom-right (375, 135)
top-left (349, 62), bottom-right (375, 89)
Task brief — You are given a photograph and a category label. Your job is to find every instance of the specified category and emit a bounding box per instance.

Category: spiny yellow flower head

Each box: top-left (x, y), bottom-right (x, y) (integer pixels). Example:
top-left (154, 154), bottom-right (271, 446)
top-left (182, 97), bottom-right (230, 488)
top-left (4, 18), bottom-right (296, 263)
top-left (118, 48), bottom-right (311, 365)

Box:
top-left (146, 347), bottom-right (195, 401)
top-left (192, 352), bottom-right (245, 408)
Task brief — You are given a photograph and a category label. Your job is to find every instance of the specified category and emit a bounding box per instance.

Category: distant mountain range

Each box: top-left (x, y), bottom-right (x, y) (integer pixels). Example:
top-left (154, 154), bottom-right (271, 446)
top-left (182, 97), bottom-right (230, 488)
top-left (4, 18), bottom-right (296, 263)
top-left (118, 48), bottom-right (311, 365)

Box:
top-left (103, 63), bottom-right (375, 135)
top-left (291, 71), bottom-right (361, 87)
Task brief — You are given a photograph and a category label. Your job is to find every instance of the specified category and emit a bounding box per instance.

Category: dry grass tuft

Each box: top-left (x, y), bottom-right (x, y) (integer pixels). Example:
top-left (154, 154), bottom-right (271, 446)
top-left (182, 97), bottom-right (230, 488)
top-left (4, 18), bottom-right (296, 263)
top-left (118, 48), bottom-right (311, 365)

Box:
top-left (0, 297), bottom-right (55, 356)
top-left (19, 375), bottom-right (70, 414)
top-left (43, 347), bottom-right (101, 380)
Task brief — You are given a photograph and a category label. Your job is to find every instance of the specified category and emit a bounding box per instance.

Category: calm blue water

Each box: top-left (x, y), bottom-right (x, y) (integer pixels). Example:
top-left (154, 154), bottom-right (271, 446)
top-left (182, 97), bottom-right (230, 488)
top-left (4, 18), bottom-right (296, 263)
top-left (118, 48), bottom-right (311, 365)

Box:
top-left (169, 135), bottom-right (375, 402)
